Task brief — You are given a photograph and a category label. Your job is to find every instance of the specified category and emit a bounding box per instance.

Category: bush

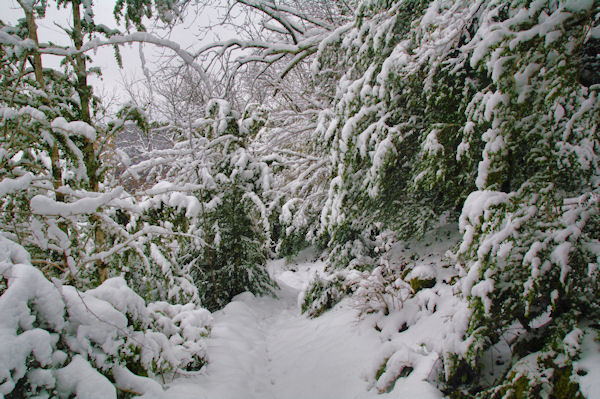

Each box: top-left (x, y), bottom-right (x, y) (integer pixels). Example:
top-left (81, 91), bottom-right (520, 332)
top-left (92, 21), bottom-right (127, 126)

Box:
top-left (0, 234), bottom-right (211, 398)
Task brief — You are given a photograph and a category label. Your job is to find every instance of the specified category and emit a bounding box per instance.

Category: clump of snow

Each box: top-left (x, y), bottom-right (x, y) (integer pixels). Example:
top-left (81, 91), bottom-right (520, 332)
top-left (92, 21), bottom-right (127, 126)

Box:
top-left (406, 264), bottom-right (436, 282)
top-left (564, 0), bottom-right (594, 12)
top-left (30, 188), bottom-right (124, 217)
top-left (458, 191), bottom-right (510, 258)
top-left (423, 129), bottom-right (444, 156)
top-left (55, 355), bottom-right (116, 399)
top-left (86, 276), bottom-right (148, 322)
top-left (112, 365), bottom-right (163, 397)
top-left (51, 117), bottom-right (97, 141)
top-left (0, 173), bottom-right (33, 197)
top-left (551, 241), bottom-right (572, 284)
top-left (0, 233), bottom-right (31, 265)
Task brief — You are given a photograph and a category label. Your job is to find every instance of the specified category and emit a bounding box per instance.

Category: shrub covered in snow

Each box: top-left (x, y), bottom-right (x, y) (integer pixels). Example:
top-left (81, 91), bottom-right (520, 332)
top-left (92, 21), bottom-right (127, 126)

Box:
top-left (0, 234), bottom-right (211, 398)
top-left (127, 100), bottom-right (277, 312)
top-left (111, 197), bottom-right (203, 306)
top-left (302, 273), bottom-right (350, 317)
top-left (309, 0), bottom-right (600, 396)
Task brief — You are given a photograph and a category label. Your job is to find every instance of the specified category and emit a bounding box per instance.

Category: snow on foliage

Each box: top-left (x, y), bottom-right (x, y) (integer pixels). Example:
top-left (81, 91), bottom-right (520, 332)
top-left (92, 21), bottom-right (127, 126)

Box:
top-left (50, 117), bottom-right (97, 141)
top-left (1, 0), bottom-right (599, 397)
top-left (308, 0), bottom-right (600, 396)
top-left (126, 100), bottom-right (277, 311)
top-left (302, 224), bottom-right (469, 395)
top-left (0, 234), bottom-right (211, 398)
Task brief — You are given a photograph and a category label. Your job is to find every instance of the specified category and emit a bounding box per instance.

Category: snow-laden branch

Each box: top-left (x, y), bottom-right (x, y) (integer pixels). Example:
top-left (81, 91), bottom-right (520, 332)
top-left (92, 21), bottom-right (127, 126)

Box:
top-left (0, 173), bottom-right (34, 197)
top-left (237, 0), bottom-right (334, 31)
top-left (51, 117), bottom-right (97, 141)
top-left (81, 224), bottom-right (213, 266)
top-left (30, 187), bottom-right (125, 217)
top-left (144, 181), bottom-right (207, 195)
top-left (191, 1), bottom-right (352, 82)
top-left (0, 30), bottom-right (213, 93)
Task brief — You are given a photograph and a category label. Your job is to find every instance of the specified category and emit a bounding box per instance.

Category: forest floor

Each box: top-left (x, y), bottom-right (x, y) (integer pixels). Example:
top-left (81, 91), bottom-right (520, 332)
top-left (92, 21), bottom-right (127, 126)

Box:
top-left (142, 247), bottom-right (443, 399)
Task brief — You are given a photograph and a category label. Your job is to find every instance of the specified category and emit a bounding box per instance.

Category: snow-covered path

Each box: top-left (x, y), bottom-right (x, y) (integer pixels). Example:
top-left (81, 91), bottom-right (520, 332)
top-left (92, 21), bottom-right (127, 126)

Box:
top-left (148, 255), bottom-right (390, 399)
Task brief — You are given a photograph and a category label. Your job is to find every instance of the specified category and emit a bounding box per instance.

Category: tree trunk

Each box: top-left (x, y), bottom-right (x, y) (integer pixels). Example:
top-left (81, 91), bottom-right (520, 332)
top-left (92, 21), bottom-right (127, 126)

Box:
top-left (18, 1), bottom-right (45, 89)
top-left (71, 0), bottom-right (107, 283)
top-left (18, 1), bottom-right (66, 203)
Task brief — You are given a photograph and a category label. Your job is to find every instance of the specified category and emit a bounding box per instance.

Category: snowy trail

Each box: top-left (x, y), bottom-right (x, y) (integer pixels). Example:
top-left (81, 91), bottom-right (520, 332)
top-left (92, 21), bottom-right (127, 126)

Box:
top-left (149, 256), bottom-right (391, 399)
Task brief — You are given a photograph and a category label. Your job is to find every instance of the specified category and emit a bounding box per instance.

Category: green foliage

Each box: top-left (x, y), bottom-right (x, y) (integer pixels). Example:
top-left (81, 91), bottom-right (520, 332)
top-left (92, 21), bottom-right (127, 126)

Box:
top-left (135, 99), bottom-right (278, 312)
top-left (276, 224), bottom-right (311, 259)
top-left (0, 67), bottom-right (100, 286)
top-left (113, 0), bottom-right (186, 30)
top-left (0, 237), bottom-right (211, 398)
top-left (483, 349), bottom-right (585, 399)
top-left (310, 0), bottom-right (600, 396)
top-left (115, 200), bottom-right (200, 305)
top-left (301, 274), bottom-right (348, 317)
top-left (551, 365), bottom-right (583, 399)
top-left (449, 3), bottom-right (600, 395)
top-left (443, 353), bottom-right (477, 395)
top-left (197, 181), bottom-right (274, 311)
top-left (316, 0), bottom-right (489, 269)
top-left (195, 101), bottom-right (276, 311)
top-left (2, 0), bottom-right (599, 396)
top-left (375, 358), bottom-right (388, 381)
top-left (373, 356), bottom-right (414, 393)
top-left (0, 0), bottom-right (198, 292)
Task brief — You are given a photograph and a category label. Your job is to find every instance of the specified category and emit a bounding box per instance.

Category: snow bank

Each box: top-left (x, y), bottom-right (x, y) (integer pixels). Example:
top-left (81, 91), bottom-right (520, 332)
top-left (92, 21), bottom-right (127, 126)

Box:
top-left (301, 225), bottom-right (468, 396)
top-left (574, 330), bottom-right (600, 398)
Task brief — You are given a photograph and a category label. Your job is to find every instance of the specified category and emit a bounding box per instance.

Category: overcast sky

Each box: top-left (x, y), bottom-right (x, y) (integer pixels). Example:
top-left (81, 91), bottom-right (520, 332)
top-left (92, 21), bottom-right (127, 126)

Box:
top-left (0, 0), bottom-right (222, 107)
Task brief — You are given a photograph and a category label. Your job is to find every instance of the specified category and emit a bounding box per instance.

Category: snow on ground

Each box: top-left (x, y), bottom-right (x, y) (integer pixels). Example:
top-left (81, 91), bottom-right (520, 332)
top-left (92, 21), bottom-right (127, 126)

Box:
top-left (575, 329), bottom-right (600, 399)
top-left (144, 247), bottom-right (444, 399)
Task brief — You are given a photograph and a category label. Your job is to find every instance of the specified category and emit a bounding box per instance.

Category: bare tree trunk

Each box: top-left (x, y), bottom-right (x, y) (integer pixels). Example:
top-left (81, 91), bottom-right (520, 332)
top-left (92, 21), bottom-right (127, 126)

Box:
top-left (18, 1), bottom-right (44, 88)
top-left (71, 0), bottom-right (107, 283)
top-left (18, 1), bottom-right (70, 276)
top-left (18, 1), bottom-right (66, 204)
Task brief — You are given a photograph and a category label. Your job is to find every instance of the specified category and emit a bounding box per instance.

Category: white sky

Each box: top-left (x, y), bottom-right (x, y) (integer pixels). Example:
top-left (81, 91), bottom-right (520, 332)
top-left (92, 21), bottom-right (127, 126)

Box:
top-left (0, 0), bottom-right (225, 107)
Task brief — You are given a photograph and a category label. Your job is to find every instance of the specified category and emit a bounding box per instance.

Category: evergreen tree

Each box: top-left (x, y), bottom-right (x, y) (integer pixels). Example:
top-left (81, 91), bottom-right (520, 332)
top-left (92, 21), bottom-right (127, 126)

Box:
top-left (189, 100), bottom-right (276, 311)
top-left (450, 1), bottom-right (600, 395)
top-left (314, 0), bottom-right (487, 270)
top-left (130, 99), bottom-right (277, 311)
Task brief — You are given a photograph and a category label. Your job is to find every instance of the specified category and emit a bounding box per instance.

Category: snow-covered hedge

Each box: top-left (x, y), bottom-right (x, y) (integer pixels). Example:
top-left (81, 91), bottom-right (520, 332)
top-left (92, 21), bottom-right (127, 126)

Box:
top-left (0, 234), bottom-right (211, 398)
